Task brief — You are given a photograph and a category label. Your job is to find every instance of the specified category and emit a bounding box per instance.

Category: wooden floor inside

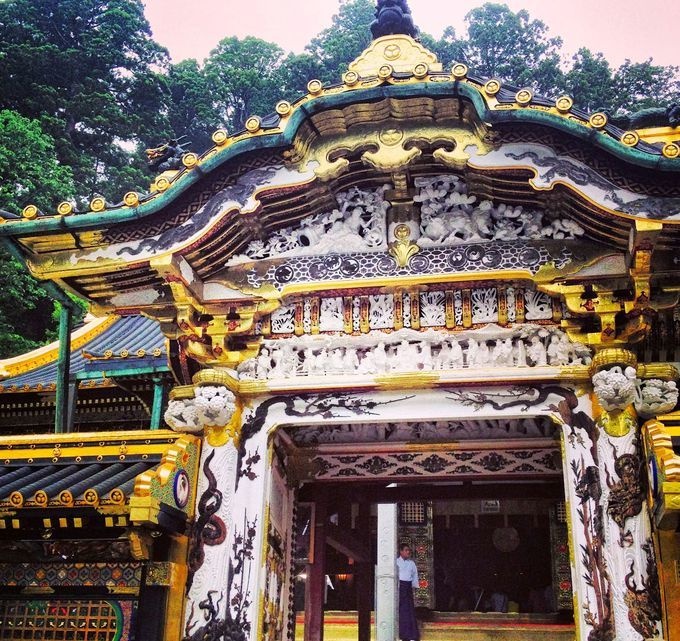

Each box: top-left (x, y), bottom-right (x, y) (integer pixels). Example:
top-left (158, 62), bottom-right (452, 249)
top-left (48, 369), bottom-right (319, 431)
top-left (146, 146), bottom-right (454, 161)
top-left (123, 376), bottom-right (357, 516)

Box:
top-left (295, 611), bottom-right (576, 640)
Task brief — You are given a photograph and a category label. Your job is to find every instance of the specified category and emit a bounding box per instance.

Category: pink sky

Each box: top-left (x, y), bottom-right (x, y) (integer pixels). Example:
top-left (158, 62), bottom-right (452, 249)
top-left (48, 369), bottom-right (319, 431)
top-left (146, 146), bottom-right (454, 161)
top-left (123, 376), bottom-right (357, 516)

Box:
top-left (143, 0), bottom-right (679, 69)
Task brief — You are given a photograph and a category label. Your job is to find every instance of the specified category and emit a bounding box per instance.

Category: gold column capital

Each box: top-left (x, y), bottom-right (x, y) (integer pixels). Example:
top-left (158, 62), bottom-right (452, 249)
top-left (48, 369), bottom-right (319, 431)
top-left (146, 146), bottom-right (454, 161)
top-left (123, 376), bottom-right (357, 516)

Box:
top-left (589, 348), bottom-right (637, 376)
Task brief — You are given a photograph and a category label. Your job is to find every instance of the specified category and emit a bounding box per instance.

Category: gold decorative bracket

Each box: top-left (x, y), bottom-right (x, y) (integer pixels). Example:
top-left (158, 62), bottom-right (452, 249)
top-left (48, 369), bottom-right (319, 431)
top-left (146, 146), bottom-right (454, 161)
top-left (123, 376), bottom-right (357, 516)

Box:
top-left (347, 34), bottom-right (443, 77)
top-left (388, 223), bottom-right (419, 268)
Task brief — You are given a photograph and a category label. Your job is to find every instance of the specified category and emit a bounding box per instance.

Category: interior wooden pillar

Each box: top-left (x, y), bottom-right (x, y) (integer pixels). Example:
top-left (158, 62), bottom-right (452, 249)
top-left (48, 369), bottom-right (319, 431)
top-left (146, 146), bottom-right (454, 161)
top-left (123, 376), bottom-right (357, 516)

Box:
top-left (356, 501), bottom-right (372, 641)
top-left (304, 489), bottom-right (328, 641)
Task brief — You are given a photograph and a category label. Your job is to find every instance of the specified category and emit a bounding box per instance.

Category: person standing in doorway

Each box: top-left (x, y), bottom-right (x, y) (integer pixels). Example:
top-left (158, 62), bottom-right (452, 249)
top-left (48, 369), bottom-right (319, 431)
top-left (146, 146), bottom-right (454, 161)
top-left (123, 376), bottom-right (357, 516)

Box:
top-left (396, 543), bottom-right (420, 641)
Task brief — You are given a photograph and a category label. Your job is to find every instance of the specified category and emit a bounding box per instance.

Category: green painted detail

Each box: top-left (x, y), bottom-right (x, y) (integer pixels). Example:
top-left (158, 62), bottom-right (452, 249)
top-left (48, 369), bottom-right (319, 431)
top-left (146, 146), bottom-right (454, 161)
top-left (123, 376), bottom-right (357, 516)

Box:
top-left (54, 297), bottom-right (72, 434)
top-left (148, 437), bottom-right (200, 517)
top-left (1, 80), bottom-right (678, 237)
top-left (150, 379), bottom-right (165, 430)
top-left (74, 365), bottom-right (170, 380)
top-left (108, 600), bottom-right (123, 641)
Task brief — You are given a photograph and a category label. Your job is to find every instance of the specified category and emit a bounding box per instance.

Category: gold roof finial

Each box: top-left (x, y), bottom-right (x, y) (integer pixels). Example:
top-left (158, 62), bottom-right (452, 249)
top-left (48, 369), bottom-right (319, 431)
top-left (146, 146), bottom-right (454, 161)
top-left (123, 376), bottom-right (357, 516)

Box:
top-left (348, 0), bottom-right (440, 78)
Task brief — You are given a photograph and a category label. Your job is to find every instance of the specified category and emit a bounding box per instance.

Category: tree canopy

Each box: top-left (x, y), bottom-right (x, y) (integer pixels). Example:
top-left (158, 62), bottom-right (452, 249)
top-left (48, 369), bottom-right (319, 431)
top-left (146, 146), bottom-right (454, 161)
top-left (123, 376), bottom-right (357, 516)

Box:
top-left (0, 110), bottom-right (84, 357)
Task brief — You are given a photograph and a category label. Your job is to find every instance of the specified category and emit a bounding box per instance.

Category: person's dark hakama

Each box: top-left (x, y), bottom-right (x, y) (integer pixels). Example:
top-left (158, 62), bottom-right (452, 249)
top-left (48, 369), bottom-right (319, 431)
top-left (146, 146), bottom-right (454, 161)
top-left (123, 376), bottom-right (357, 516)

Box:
top-left (398, 580), bottom-right (419, 641)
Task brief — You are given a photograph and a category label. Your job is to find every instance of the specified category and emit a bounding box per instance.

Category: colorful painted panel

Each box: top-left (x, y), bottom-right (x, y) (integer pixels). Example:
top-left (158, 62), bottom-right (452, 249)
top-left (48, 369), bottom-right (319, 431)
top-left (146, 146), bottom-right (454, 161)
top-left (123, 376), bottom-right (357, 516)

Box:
top-left (399, 501), bottom-right (434, 609)
top-left (0, 599), bottom-right (135, 641)
top-left (549, 504), bottom-right (573, 610)
top-left (0, 563), bottom-right (143, 590)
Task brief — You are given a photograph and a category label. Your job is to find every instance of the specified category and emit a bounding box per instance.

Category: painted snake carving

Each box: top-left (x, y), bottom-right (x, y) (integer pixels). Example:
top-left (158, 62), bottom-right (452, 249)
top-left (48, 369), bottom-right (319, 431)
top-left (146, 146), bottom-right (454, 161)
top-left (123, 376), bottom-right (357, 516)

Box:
top-left (186, 450), bottom-right (227, 590)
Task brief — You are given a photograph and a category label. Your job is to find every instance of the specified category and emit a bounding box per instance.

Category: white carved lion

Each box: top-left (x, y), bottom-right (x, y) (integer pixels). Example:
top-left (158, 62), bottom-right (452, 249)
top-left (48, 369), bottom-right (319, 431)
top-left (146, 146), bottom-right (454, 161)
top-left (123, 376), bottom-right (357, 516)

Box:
top-left (634, 379), bottom-right (679, 418)
top-left (592, 366), bottom-right (637, 411)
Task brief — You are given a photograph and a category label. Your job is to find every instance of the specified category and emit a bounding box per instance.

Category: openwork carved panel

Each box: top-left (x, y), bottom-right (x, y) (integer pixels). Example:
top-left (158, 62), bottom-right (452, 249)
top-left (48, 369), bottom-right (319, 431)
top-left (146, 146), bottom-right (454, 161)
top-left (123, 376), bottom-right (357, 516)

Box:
top-left (308, 447), bottom-right (560, 481)
top-left (224, 241), bottom-right (572, 293)
top-left (0, 599), bottom-right (135, 641)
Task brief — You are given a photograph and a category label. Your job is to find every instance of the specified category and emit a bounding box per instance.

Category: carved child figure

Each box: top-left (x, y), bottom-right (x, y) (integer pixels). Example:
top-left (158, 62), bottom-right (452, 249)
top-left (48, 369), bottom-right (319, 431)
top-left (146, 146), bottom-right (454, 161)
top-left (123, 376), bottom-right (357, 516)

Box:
top-left (528, 335), bottom-right (548, 366)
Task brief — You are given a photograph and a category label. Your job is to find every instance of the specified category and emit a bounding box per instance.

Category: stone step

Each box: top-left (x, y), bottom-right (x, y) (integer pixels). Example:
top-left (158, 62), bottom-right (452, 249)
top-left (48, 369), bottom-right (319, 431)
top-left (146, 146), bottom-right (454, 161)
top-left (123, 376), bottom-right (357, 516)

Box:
top-left (295, 611), bottom-right (575, 641)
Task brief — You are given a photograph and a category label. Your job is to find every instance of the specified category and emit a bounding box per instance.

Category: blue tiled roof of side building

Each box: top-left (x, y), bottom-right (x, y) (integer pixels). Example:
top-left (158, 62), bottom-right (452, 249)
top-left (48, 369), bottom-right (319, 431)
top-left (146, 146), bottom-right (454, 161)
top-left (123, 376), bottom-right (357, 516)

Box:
top-left (1, 315), bottom-right (167, 389)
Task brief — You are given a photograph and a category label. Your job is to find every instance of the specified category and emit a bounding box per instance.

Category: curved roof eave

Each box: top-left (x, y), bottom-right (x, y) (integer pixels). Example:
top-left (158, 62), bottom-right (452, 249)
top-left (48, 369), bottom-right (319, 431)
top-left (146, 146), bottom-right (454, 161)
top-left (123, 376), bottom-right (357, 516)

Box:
top-left (1, 77), bottom-right (679, 237)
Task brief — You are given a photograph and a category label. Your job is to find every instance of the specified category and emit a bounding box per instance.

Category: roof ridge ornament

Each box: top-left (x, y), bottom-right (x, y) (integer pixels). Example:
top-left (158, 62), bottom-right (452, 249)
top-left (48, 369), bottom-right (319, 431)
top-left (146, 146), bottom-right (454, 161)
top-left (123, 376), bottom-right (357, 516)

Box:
top-left (371, 0), bottom-right (419, 39)
top-left (349, 1), bottom-right (440, 77)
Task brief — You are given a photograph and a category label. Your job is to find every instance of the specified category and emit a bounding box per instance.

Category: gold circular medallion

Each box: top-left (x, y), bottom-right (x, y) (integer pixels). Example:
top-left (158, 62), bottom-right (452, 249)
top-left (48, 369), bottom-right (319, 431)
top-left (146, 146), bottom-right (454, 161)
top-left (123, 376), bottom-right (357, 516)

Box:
top-left (383, 43), bottom-right (401, 60)
top-left (182, 152), bottom-right (199, 168)
top-left (516, 89), bottom-right (533, 106)
top-left (276, 100), bottom-right (292, 116)
top-left (155, 176), bottom-right (170, 192)
top-left (343, 71), bottom-right (359, 86)
top-left (555, 96), bottom-right (573, 113)
top-left (589, 112), bottom-right (608, 129)
top-left (379, 128), bottom-right (404, 146)
top-left (662, 142), bottom-right (680, 159)
top-left (621, 131), bottom-right (639, 147)
top-left (452, 63), bottom-right (468, 79)
top-left (378, 64), bottom-right (393, 79)
top-left (57, 201), bottom-right (73, 216)
top-left (307, 79), bottom-right (323, 95)
top-left (123, 191), bottom-right (140, 207)
top-left (90, 197), bottom-right (106, 212)
top-left (245, 116), bottom-right (261, 133)
top-left (136, 348), bottom-right (146, 357)
top-left (211, 129), bottom-right (229, 145)
top-left (484, 79), bottom-right (501, 96)
top-left (413, 63), bottom-right (428, 78)
top-left (22, 204), bottom-right (39, 219)
top-left (394, 223), bottom-right (411, 240)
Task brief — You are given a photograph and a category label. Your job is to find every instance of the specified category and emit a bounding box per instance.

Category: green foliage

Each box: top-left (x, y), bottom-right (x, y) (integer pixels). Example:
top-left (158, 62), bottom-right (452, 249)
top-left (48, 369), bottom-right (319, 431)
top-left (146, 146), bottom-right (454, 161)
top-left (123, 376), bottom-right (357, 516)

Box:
top-left (0, 0), bottom-right (170, 200)
top-left (563, 48), bottom-right (616, 113)
top-left (461, 4), bottom-right (564, 95)
top-left (611, 59), bottom-right (680, 112)
top-left (304, 0), bottom-right (375, 84)
top-left (0, 110), bottom-right (86, 357)
top-left (420, 27), bottom-right (466, 69)
top-left (0, 110), bottom-right (74, 214)
top-left (165, 60), bottom-right (221, 153)
top-left (204, 36), bottom-right (286, 132)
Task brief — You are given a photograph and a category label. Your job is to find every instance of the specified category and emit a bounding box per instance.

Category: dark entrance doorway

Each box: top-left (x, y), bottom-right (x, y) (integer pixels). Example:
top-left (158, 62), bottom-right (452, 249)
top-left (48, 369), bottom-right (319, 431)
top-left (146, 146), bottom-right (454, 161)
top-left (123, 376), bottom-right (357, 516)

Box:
top-left (294, 480), bottom-right (574, 641)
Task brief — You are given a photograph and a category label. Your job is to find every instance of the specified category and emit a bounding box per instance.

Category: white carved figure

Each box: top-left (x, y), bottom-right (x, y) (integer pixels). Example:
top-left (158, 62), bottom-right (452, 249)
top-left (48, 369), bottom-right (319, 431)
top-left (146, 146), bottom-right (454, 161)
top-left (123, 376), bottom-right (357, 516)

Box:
top-left (414, 175), bottom-right (585, 247)
top-left (256, 348), bottom-right (272, 379)
top-left (164, 398), bottom-right (200, 433)
top-left (527, 335), bottom-right (548, 366)
top-left (476, 340), bottom-right (490, 366)
top-left (194, 386), bottom-right (237, 427)
top-left (466, 339), bottom-right (478, 367)
top-left (165, 386), bottom-right (236, 434)
top-left (228, 185), bottom-right (389, 263)
top-left (374, 342), bottom-right (389, 373)
top-left (492, 339), bottom-right (514, 367)
top-left (229, 174), bottom-right (586, 265)
top-left (345, 347), bottom-right (360, 372)
top-left (592, 366), bottom-right (638, 411)
top-left (450, 338), bottom-right (465, 368)
top-left (418, 342), bottom-right (433, 370)
top-left (329, 348), bottom-right (345, 374)
top-left (514, 339), bottom-right (528, 367)
top-left (547, 334), bottom-right (568, 366)
top-left (237, 326), bottom-right (591, 380)
top-left (302, 348), bottom-right (316, 375)
top-left (634, 378), bottom-right (679, 417)
top-left (269, 348), bottom-right (286, 378)
top-left (394, 340), bottom-right (415, 372)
